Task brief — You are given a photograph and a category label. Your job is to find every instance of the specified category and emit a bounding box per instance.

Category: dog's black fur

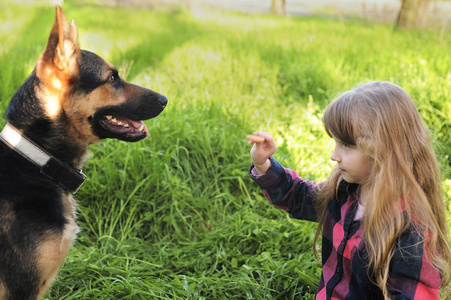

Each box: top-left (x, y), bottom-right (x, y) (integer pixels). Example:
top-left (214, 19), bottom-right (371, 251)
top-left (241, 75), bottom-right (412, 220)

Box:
top-left (0, 7), bottom-right (167, 299)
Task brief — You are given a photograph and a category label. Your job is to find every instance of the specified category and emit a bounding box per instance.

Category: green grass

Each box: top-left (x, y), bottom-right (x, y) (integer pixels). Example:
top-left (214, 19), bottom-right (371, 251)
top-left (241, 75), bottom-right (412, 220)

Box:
top-left (0, 1), bottom-right (450, 299)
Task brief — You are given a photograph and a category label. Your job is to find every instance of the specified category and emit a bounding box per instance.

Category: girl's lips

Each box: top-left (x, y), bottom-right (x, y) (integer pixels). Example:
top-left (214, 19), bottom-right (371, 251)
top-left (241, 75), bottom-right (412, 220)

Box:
top-left (339, 168), bottom-right (346, 173)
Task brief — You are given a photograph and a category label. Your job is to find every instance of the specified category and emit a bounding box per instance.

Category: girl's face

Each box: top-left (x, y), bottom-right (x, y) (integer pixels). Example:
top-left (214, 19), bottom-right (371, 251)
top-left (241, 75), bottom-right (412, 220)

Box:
top-left (330, 138), bottom-right (372, 185)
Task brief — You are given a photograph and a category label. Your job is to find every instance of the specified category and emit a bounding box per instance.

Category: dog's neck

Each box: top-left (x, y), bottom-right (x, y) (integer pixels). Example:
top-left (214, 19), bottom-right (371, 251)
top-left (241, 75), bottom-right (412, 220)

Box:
top-left (0, 123), bottom-right (87, 193)
top-left (5, 74), bottom-right (90, 168)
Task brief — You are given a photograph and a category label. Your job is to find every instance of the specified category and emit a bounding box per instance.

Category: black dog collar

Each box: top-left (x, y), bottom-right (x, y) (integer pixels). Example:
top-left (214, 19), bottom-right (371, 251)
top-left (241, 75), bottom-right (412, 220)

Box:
top-left (0, 123), bottom-right (86, 194)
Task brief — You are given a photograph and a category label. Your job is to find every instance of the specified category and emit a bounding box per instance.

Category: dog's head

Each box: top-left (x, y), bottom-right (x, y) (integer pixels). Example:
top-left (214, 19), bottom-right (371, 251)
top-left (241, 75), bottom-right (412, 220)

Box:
top-left (8, 7), bottom-right (167, 146)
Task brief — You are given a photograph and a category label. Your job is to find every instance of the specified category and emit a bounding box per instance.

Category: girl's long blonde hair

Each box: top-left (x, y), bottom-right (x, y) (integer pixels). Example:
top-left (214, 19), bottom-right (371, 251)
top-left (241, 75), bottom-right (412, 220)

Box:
top-left (315, 81), bottom-right (451, 298)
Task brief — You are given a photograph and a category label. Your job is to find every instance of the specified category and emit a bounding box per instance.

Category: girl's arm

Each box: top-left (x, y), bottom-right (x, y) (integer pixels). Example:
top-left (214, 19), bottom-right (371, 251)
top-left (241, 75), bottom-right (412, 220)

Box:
top-left (248, 132), bottom-right (319, 221)
top-left (387, 231), bottom-right (441, 299)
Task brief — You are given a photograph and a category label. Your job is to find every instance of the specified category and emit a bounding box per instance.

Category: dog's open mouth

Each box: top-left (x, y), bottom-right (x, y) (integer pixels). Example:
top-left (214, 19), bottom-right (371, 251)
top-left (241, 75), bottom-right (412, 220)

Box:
top-left (91, 96), bottom-right (166, 142)
top-left (100, 115), bottom-right (149, 137)
top-left (94, 114), bottom-right (150, 142)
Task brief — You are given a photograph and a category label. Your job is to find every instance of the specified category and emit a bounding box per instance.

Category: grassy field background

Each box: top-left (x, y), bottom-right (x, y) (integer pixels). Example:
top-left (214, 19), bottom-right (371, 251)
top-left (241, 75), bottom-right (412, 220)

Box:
top-left (0, 1), bottom-right (450, 299)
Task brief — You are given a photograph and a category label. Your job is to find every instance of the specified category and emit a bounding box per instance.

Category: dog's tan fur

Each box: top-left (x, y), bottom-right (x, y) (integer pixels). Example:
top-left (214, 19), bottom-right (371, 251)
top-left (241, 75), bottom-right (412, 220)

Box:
top-left (36, 195), bottom-right (78, 298)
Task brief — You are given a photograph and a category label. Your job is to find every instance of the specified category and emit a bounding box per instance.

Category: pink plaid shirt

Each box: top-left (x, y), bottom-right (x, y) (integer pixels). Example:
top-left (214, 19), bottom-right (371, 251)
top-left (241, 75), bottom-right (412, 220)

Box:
top-left (249, 157), bottom-right (441, 299)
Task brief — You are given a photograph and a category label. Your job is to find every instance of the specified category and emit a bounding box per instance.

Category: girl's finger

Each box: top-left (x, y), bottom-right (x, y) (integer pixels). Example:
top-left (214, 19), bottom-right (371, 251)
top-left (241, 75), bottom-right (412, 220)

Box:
top-left (246, 134), bottom-right (265, 143)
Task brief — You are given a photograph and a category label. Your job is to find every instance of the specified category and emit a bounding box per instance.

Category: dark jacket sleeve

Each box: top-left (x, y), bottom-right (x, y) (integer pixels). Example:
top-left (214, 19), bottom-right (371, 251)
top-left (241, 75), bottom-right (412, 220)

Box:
top-left (387, 230), bottom-right (441, 300)
top-left (249, 157), bottom-right (320, 222)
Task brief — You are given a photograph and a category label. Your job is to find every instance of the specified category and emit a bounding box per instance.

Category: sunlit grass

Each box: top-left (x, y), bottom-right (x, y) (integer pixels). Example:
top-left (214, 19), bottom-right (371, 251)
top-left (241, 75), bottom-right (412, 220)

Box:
top-left (0, 1), bottom-right (450, 298)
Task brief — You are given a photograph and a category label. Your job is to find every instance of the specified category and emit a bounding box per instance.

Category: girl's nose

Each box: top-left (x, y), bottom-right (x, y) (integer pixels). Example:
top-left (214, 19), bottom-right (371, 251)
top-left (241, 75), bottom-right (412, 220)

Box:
top-left (330, 148), bottom-right (340, 162)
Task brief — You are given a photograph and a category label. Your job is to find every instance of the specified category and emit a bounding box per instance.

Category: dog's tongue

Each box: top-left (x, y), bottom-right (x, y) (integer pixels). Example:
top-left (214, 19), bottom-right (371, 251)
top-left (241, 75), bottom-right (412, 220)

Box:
top-left (129, 120), bottom-right (149, 137)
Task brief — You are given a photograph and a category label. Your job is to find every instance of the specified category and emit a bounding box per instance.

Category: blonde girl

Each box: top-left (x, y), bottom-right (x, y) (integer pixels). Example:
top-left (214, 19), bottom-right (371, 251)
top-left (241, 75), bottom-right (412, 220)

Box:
top-left (249, 81), bottom-right (451, 299)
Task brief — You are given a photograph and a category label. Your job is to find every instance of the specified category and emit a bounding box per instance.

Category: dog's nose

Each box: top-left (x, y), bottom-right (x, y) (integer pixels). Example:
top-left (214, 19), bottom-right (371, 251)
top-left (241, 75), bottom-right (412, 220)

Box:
top-left (159, 95), bottom-right (168, 107)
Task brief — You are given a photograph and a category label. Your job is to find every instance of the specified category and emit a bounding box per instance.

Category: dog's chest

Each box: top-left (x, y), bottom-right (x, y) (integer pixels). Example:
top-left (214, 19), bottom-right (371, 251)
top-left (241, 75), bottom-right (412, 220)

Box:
top-left (36, 194), bottom-right (79, 298)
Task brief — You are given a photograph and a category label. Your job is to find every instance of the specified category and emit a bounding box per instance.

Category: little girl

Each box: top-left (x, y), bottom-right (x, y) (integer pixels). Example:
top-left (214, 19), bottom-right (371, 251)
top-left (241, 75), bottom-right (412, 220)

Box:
top-left (248, 81), bottom-right (451, 299)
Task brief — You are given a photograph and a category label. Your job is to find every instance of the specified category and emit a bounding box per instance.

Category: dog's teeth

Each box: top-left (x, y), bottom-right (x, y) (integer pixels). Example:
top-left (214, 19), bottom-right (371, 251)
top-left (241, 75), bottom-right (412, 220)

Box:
top-left (111, 118), bottom-right (117, 123)
top-left (118, 121), bottom-right (123, 126)
top-left (138, 125), bottom-right (144, 132)
top-left (106, 115), bottom-right (112, 120)
top-left (124, 124), bottom-right (129, 127)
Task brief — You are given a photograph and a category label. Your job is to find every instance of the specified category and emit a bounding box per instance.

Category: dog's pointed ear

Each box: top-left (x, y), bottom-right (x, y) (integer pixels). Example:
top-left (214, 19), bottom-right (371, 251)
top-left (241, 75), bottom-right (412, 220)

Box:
top-left (38, 6), bottom-right (81, 82)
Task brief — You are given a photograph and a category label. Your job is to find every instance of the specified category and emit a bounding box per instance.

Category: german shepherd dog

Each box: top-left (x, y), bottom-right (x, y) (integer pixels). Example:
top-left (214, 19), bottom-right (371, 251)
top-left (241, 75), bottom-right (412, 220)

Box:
top-left (0, 7), bottom-right (167, 299)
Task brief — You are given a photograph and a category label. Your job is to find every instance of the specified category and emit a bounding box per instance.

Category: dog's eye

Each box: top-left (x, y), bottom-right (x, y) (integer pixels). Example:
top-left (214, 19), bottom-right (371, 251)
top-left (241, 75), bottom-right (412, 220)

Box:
top-left (108, 74), bottom-right (116, 83)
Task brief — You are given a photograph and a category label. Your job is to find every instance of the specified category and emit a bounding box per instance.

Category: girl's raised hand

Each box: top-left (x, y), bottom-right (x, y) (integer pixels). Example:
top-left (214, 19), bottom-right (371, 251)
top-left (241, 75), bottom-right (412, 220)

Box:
top-left (248, 131), bottom-right (277, 174)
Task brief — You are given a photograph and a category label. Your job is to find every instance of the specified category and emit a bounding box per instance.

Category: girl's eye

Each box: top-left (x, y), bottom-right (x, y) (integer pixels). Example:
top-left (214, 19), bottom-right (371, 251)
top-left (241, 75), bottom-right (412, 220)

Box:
top-left (343, 143), bottom-right (350, 149)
